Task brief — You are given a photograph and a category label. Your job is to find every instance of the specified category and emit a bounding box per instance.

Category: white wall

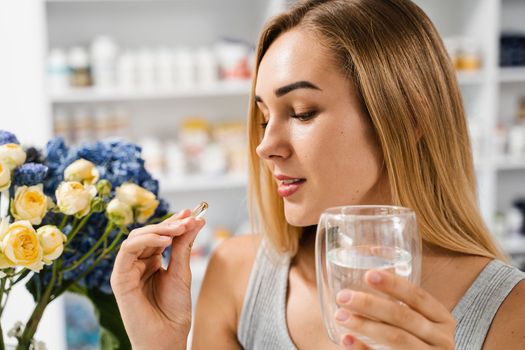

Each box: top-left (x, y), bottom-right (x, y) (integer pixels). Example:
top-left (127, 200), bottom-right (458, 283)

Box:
top-left (0, 0), bottom-right (52, 147)
top-left (0, 1), bottom-right (65, 349)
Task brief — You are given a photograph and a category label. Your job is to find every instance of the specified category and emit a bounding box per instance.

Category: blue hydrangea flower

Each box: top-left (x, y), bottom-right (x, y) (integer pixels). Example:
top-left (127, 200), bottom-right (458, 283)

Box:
top-left (0, 130), bottom-right (19, 145)
top-left (154, 198), bottom-right (169, 218)
top-left (37, 137), bottom-right (170, 295)
top-left (86, 256), bottom-right (115, 294)
top-left (13, 163), bottom-right (48, 187)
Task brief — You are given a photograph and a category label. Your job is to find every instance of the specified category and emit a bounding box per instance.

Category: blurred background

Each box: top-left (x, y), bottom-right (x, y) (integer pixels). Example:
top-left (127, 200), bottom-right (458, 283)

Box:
top-left (1, 0), bottom-right (525, 349)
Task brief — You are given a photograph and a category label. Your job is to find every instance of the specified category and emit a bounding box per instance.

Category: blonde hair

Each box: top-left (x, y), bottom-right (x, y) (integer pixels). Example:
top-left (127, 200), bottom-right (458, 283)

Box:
top-left (247, 0), bottom-right (507, 260)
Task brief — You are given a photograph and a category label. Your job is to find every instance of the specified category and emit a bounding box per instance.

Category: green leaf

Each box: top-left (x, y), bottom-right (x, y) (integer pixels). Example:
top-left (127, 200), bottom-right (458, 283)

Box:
top-left (67, 282), bottom-right (88, 296)
top-left (25, 273), bottom-right (42, 303)
top-left (100, 327), bottom-right (120, 350)
top-left (86, 289), bottom-right (131, 350)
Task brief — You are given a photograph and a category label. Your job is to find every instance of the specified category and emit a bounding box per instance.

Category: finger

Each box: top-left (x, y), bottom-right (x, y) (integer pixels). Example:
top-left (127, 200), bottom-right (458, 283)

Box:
top-left (167, 217), bottom-right (206, 277)
top-left (337, 290), bottom-right (441, 344)
top-left (365, 269), bottom-right (450, 323)
top-left (163, 209), bottom-right (191, 224)
top-left (340, 333), bottom-right (370, 349)
top-left (335, 311), bottom-right (431, 349)
top-left (114, 233), bottom-right (172, 273)
top-left (141, 255), bottom-right (163, 282)
top-left (128, 218), bottom-right (190, 238)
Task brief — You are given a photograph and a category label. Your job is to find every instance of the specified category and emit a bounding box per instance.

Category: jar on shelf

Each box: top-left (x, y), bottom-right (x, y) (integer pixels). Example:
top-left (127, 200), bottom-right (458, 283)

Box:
top-left (47, 48), bottom-right (69, 93)
top-left (457, 38), bottom-right (482, 72)
top-left (72, 107), bottom-right (93, 145)
top-left (116, 50), bottom-right (137, 89)
top-left (93, 107), bottom-right (113, 140)
top-left (201, 142), bottom-right (228, 176)
top-left (111, 106), bottom-right (130, 138)
top-left (212, 121), bottom-right (247, 175)
top-left (215, 39), bottom-right (252, 81)
top-left (195, 47), bottom-right (219, 87)
top-left (179, 117), bottom-right (209, 174)
top-left (137, 48), bottom-right (155, 89)
top-left (67, 46), bottom-right (91, 88)
top-left (173, 47), bottom-right (195, 88)
top-left (165, 140), bottom-right (186, 180)
top-left (155, 47), bottom-right (176, 89)
top-left (53, 107), bottom-right (71, 142)
top-left (90, 36), bottom-right (118, 89)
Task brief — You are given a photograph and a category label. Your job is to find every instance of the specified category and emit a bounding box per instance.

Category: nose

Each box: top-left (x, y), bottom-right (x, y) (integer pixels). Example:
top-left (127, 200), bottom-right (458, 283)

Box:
top-left (255, 118), bottom-right (292, 161)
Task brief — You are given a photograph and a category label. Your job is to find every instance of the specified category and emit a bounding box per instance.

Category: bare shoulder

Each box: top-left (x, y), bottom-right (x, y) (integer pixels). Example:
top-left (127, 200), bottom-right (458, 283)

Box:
top-left (191, 234), bottom-right (263, 349)
top-left (482, 276), bottom-right (525, 349)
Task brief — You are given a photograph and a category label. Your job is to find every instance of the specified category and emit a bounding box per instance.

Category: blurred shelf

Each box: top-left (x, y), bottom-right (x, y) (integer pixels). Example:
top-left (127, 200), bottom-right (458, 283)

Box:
top-left (499, 67), bottom-right (525, 83)
top-left (46, 0), bottom-right (193, 3)
top-left (159, 174), bottom-right (247, 193)
top-left (494, 156), bottom-right (525, 171)
top-left (501, 235), bottom-right (525, 255)
top-left (457, 71), bottom-right (486, 85)
top-left (49, 81), bottom-right (251, 103)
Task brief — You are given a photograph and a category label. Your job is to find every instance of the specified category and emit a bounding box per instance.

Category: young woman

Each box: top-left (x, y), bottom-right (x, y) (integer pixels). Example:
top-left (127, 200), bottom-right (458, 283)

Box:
top-left (110, 1), bottom-right (525, 349)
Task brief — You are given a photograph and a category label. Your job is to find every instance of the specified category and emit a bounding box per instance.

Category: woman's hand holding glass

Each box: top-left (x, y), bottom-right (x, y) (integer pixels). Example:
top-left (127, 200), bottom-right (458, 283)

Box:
top-left (333, 268), bottom-right (456, 349)
top-left (111, 208), bottom-right (206, 350)
top-left (316, 205), bottom-right (454, 349)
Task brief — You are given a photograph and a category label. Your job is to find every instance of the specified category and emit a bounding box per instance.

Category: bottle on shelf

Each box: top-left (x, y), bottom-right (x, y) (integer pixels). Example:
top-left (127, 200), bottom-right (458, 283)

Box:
top-left (90, 36), bottom-right (118, 89)
top-left (72, 107), bottom-right (93, 145)
top-left (67, 46), bottom-right (91, 88)
top-left (47, 48), bottom-right (69, 93)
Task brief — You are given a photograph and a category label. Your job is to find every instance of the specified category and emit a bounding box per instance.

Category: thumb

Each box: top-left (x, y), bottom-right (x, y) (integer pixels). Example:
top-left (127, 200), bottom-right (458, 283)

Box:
top-left (167, 218), bottom-right (205, 276)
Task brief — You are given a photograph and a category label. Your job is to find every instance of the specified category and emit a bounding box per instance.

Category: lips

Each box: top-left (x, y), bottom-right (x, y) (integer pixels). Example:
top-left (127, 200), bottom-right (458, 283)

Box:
top-left (275, 174), bottom-right (306, 197)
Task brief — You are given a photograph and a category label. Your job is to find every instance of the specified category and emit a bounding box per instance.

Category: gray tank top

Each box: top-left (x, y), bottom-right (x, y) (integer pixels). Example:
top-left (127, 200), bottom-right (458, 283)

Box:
top-left (237, 239), bottom-right (525, 350)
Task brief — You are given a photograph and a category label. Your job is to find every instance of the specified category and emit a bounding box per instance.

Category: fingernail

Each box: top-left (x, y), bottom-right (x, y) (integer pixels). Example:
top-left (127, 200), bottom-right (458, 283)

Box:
top-left (335, 309), bottom-right (350, 322)
top-left (337, 290), bottom-right (353, 304)
top-left (343, 334), bottom-right (354, 347)
top-left (369, 270), bottom-right (382, 284)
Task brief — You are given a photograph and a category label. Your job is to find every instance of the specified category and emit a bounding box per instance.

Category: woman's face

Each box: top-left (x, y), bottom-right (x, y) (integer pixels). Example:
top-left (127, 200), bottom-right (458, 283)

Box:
top-left (255, 28), bottom-right (391, 227)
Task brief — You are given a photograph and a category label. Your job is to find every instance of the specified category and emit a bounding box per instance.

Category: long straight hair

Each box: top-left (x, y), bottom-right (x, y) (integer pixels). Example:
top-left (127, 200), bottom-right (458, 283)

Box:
top-left (247, 0), bottom-right (507, 260)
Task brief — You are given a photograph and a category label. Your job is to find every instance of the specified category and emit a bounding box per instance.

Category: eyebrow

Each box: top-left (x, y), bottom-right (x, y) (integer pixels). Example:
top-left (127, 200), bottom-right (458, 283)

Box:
top-left (254, 80), bottom-right (322, 103)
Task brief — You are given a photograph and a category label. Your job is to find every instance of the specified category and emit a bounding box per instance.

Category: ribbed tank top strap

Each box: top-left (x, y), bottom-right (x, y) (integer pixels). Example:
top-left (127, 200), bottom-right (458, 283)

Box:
top-left (452, 259), bottom-right (525, 350)
top-left (237, 239), bottom-right (297, 350)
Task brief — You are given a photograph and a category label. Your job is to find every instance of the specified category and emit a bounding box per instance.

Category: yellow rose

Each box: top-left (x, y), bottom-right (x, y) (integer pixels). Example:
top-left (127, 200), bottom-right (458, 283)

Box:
top-left (36, 225), bottom-right (67, 264)
top-left (0, 161), bottom-right (11, 191)
top-left (0, 219), bottom-right (15, 270)
top-left (106, 198), bottom-right (133, 226)
top-left (1, 220), bottom-right (43, 272)
top-left (64, 159), bottom-right (100, 185)
top-left (136, 198), bottom-right (159, 224)
top-left (116, 183), bottom-right (159, 223)
top-left (55, 181), bottom-right (93, 217)
top-left (0, 143), bottom-right (26, 170)
top-left (10, 184), bottom-right (51, 225)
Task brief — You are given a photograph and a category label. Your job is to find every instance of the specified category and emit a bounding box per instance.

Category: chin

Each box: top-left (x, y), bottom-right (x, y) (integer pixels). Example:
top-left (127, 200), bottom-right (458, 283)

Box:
top-left (283, 202), bottom-right (319, 227)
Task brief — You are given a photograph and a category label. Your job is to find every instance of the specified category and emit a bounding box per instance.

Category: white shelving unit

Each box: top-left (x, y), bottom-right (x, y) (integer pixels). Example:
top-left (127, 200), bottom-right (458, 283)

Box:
top-left (500, 67), bottom-right (525, 83)
top-left (42, 0), bottom-right (280, 232)
top-left (1, 1), bottom-right (525, 349)
top-left (49, 81), bottom-right (252, 103)
top-left (415, 0), bottom-right (525, 258)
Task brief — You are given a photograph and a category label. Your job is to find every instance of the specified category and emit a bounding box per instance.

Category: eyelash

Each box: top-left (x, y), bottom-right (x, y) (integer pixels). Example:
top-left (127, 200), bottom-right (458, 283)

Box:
top-left (260, 111), bottom-right (317, 129)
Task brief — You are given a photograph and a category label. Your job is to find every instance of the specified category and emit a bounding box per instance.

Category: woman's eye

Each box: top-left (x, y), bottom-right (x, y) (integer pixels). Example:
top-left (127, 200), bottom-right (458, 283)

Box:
top-left (291, 111), bottom-right (317, 121)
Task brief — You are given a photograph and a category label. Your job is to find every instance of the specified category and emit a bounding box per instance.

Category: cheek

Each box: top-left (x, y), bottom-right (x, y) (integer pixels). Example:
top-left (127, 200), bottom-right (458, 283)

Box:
top-left (305, 121), bottom-right (382, 203)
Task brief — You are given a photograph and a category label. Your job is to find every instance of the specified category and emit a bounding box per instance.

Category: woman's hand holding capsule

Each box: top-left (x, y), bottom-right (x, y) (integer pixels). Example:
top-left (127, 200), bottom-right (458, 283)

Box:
top-left (111, 204), bottom-right (207, 350)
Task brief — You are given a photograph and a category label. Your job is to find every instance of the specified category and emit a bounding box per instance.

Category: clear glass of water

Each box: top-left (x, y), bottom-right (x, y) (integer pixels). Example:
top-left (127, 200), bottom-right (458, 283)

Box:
top-left (315, 205), bottom-right (421, 349)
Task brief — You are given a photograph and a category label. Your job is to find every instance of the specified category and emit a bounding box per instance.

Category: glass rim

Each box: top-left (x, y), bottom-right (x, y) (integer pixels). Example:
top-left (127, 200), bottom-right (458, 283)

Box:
top-left (321, 205), bottom-right (415, 219)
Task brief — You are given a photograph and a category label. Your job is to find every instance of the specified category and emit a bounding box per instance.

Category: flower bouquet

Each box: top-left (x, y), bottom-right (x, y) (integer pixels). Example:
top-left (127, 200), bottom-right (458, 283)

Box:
top-left (0, 130), bottom-right (171, 350)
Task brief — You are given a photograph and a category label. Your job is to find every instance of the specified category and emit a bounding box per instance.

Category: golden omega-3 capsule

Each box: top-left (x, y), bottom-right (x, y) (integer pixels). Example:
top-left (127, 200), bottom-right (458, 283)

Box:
top-left (190, 201), bottom-right (208, 219)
